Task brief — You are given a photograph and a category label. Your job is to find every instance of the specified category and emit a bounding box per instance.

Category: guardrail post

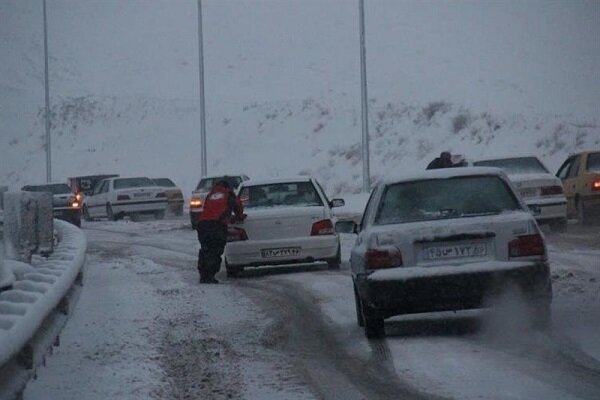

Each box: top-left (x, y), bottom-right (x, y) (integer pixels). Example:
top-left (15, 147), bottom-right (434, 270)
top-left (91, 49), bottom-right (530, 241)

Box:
top-left (3, 192), bottom-right (54, 263)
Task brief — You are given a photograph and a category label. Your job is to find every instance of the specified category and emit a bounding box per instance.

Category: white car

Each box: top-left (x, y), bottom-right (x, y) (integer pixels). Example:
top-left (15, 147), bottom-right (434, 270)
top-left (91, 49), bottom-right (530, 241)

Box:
top-left (83, 177), bottom-right (167, 221)
top-left (224, 176), bottom-right (345, 277)
top-left (340, 168), bottom-right (552, 338)
top-left (473, 156), bottom-right (568, 232)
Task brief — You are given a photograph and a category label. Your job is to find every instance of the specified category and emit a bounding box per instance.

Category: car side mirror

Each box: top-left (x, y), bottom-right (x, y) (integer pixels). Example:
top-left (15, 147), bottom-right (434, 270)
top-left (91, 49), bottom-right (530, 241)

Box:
top-left (335, 219), bottom-right (357, 234)
top-left (329, 198), bottom-right (345, 208)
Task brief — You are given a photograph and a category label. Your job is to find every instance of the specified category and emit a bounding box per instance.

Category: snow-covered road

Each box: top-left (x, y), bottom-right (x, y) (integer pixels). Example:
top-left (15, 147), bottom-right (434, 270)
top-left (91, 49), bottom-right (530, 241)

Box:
top-left (23, 218), bottom-right (600, 400)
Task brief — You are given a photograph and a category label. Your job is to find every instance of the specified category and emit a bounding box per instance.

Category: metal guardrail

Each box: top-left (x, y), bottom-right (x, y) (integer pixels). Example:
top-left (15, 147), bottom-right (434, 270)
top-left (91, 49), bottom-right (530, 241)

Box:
top-left (0, 219), bottom-right (87, 400)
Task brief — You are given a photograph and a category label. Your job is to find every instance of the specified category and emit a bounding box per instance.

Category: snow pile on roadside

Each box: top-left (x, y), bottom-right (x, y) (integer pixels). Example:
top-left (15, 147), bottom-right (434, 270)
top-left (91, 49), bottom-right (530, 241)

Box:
top-left (0, 220), bottom-right (87, 366)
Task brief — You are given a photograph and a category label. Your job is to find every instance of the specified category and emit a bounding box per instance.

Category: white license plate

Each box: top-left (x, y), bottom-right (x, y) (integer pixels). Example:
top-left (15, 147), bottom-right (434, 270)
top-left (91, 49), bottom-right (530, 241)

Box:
top-left (423, 243), bottom-right (487, 260)
top-left (261, 247), bottom-right (300, 258)
top-left (519, 188), bottom-right (537, 198)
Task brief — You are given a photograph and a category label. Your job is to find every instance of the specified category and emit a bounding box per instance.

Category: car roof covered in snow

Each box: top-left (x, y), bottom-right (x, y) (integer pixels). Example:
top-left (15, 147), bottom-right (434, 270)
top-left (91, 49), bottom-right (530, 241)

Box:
top-left (380, 167), bottom-right (508, 185)
top-left (241, 176), bottom-right (313, 187)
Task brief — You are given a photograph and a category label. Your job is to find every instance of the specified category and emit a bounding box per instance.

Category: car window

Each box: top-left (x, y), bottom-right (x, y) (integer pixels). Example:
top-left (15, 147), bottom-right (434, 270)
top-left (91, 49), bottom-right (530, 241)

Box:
top-left (152, 178), bottom-right (176, 187)
top-left (567, 155), bottom-right (581, 179)
top-left (313, 179), bottom-right (330, 205)
top-left (556, 157), bottom-right (573, 180)
top-left (239, 182), bottom-right (324, 208)
top-left (114, 177), bottom-right (155, 189)
top-left (360, 186), bottom-right (379, 230)
top-left (586, 152), bottom-right (600, 172)
top-left (374, 175), bottom-right (521, 225)
top-left (473, 157), bottom-right (548, 174)
top-left (93, 180), bottom-right (106, 195)
top-left (101, 181), bottom-right (110, 194)
top-left (22, 183), bottom-right (71, 195)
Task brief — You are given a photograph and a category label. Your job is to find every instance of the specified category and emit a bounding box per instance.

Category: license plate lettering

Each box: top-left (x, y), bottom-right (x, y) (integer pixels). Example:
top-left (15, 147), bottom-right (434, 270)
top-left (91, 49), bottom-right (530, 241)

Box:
top-left (261, 247), bottom-right (300, 258)
top-left (424, 243), bottom-right (487, 260)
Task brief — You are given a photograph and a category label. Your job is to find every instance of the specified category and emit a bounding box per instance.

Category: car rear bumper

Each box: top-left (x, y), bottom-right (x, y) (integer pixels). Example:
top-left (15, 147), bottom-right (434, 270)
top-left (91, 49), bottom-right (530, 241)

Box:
top-left (113, 199), bottom-right (167, 214)
top-left (355, 260), bottom-right (551, 318)
top-left (225, 235), bottom-right (339, 267)
top-left (524, 198), bottom-right (567, 221)
top-left (53, 208), bottom-right (81, 221)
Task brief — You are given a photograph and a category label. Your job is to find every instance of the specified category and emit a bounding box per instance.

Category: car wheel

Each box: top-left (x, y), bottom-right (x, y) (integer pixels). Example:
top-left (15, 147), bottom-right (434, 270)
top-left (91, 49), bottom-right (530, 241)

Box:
top-left (361, 302), bottom-right (385, 339)
top-left (83, 205), bottom-right (93, 222)
top-left (576, 197), bottom-right (589, 225)
top-left (154, 210), bottom-right (165, 220)
top-left (549, 218), bottom-right (567, 233)
top-left (531, 302), bottom-right (552, 331)
top-left (225, 261), bottom-right (243, 278)
top-left (106, 204), bottom-right (117, 221)
top-left (353, 284), bottom-right (364, 327)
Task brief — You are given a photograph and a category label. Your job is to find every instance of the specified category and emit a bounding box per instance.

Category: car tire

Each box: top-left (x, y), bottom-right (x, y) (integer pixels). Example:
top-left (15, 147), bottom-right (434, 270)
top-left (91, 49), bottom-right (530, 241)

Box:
top-left (327, 244), bottom-right (341, 270)
top-left (531, 302), bottom-right (552, 331)
top-left (154, 210), bottom-right (165, 220)
top-left (106, 204), bottom-right (117, 221)
top-left (225, 261), bottom-right (243, 278)
top-left (576, 197), bottom-right (589, 225)
top-left (549, 218), bottom-right (567, 233)
top-left (83, 205), bottom-right (93, 222)
top-left (361, 302), bottom-right (385, 339)
top-left (353, 284), bottom-right (364, 327)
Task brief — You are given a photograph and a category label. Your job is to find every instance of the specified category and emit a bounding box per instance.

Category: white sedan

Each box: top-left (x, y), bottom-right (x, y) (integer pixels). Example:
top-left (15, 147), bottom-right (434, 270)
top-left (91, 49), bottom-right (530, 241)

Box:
top-left (473, 156), bottom-right (568, 231)
top-left (340, 167), bottom-right (552, 338)
top-left (224, 176), bottom-right (345, 277)
top-left (83, 177), bottom-right (167, 221)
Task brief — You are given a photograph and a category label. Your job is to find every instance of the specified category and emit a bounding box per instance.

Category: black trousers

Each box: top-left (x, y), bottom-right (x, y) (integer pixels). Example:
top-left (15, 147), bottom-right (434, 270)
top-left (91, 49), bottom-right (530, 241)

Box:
top-left (196, 220), bottom-right (227, 279)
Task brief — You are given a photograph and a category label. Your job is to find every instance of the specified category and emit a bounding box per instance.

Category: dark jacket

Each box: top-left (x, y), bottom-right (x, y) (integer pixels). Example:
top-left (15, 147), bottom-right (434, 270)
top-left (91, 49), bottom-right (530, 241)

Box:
top-left (426, 157), bottom-right (454, 170)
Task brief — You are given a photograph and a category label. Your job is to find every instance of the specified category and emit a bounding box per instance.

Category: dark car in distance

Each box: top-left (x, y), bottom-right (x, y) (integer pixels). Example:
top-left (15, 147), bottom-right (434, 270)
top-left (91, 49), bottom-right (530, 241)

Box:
top-left (21, 183), bottom-right (82, 227)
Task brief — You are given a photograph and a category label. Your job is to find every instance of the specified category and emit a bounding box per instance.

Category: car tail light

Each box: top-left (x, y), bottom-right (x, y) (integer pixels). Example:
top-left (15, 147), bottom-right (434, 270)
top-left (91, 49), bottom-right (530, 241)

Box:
top-left (190, 198), bottom-right (202, 208)
top-left (508, 234), bottom-right (545, 257)
top-left (69, 197), bottom-right (80, 208)
top-left (365, 247), bottom-right (403, 270)
top-left (117, 194), bottom-right (130, 201)
top-left (540, 185), bottom-right (563, 195)
top-left (311, 219), bottom-right (334, 236)
top-left (156, 192), bottom-right (166, 198)
top-left (593, 180), bottom-right (600, 192)
top-left (75, 192), bottom-right (83, 202)
top-left (227, 227), bottom-right (248, 242)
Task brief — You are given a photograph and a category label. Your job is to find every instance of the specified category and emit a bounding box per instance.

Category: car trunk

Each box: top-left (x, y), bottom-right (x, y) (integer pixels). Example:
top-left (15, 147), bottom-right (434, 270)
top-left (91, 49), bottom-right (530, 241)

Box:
top-left (509, 173), bottom-right (561, 200)
top-left (242, 206), bottom-right (327, 240)
top-left (116, 186), bottom-right (161, 200)
top-left (53, 193), bottom-right (73, 208)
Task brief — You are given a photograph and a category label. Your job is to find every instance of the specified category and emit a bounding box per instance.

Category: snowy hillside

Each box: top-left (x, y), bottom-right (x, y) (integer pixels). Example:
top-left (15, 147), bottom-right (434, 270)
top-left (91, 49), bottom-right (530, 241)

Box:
top-left (1, 0), bottom-right (599, 195)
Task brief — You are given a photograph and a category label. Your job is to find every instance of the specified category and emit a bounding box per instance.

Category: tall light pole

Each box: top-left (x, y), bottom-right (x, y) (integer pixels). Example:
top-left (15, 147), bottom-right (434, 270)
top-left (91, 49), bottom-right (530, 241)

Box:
top-left (358, 0), bottom-right (370, 192)
top-left (197, 0), bottom-right (207, 177)
top-left (43, 0), bottom-right (52, 183)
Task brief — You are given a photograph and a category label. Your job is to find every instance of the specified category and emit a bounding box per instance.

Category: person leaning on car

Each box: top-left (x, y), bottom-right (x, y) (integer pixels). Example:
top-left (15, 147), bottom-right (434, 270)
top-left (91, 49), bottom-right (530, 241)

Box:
top-left (426, 151), bottom-right (454, 170)
top-left (196, 180), bottom-right (245, 284)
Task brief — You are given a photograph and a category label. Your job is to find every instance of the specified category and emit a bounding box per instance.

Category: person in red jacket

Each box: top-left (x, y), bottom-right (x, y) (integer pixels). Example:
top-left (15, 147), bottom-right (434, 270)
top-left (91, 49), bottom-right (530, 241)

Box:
top-left (196, 179), bottom-right (245, 284)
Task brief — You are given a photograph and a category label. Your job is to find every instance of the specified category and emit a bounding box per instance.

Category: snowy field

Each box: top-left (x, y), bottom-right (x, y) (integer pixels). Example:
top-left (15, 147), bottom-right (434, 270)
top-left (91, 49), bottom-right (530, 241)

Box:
top-left (22, 215), bottom-right (600, 400)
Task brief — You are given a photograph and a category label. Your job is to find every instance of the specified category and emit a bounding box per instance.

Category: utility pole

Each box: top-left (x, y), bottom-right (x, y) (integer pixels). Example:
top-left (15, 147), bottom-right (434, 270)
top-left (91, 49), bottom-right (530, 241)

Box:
top-left (43, 0), bottom-right (52, 183)
top-left (358, 0), bottom-right (370, 192)
top-left (197, 0), bottom-right (207, 177)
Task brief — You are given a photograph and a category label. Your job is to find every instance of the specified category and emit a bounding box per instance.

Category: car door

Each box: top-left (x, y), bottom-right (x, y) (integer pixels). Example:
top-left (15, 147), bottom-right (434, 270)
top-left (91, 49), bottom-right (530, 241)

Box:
top-left (89, 180), bottom-right (108, 218)
top-left (557, 155), bottom-right (581, 215)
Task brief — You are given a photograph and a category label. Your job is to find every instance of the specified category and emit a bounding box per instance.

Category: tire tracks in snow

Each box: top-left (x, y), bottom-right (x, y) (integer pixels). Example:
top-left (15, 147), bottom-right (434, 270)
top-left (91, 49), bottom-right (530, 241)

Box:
top-left (238, 278), bottom-right (446, 400)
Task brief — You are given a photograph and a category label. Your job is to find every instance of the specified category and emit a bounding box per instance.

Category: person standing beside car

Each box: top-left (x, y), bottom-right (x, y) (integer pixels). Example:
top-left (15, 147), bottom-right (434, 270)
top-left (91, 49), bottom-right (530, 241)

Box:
top-left (196, 180), bottom-right (245, 284)
top-left (426, 151), bottom-right (454, 169)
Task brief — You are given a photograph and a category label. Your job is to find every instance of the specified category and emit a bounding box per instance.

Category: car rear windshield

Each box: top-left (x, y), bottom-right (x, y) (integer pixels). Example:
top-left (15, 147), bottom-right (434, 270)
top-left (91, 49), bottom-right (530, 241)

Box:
top-left (114, 177), bottom-right (155, 189)
top-left (239, 182), bottom-right (323, 208)
top-left (375, 175), bottom-right (521, 224)
top-left (152, 178), bottom-right (176, 187)
top-left (587, 152), bottom-right (600, 172)
top-left (196, 176), bottom-right (242, 191)
top-left (473, 157), bottom-right (548, 174)
top-left (22, 183), bottom-right (72, 195)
